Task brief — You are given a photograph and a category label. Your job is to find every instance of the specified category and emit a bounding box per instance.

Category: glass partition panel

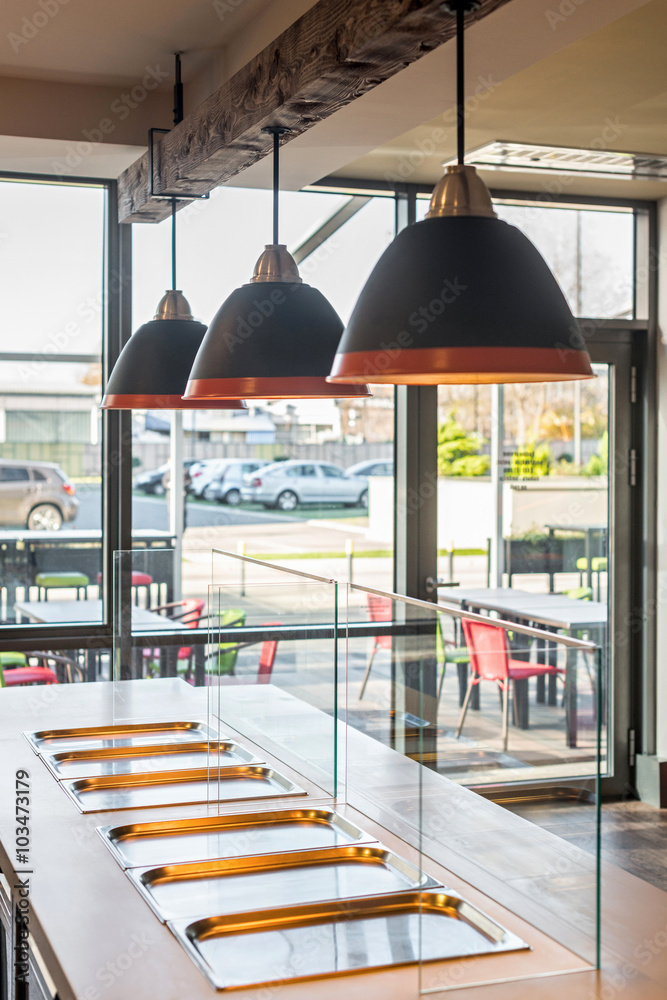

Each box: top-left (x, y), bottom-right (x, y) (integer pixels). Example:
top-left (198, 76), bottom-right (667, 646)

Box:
top-left (209, 548), bottom-right (342, 800)
top-left (344, 584), bottom-right (600, 989)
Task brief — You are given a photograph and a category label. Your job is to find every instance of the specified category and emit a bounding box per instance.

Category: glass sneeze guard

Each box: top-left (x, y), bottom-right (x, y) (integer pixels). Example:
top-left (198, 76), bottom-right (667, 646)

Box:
top-left (105, 547), bottom-right (599, 992)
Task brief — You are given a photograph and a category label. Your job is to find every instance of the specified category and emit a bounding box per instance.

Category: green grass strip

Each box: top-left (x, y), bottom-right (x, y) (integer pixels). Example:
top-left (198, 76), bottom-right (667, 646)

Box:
top-left (247, 547), bottom-right (486, 561)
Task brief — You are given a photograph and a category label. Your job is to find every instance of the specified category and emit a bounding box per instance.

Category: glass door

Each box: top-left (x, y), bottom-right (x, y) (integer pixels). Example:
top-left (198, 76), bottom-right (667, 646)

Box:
top-left (432, 341), bottom-right (634, 791)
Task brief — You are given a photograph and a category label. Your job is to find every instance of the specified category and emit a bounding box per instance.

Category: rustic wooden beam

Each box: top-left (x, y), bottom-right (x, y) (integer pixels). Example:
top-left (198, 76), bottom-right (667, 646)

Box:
top-left (118, 0), bottom-right (512, 223)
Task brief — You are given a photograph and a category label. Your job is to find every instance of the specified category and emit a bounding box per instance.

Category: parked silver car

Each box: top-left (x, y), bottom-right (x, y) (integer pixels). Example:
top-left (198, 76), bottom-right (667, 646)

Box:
top-left (187, 459), bottom-right (228, 498)
top-left (202, 460), bottom-right (269, 505)
top-left (0, 459), bottom-right (78, 530)
top-left (242, 460), bottom-right (368, 511)
top-left (345, 459), bottom-right (394, 478)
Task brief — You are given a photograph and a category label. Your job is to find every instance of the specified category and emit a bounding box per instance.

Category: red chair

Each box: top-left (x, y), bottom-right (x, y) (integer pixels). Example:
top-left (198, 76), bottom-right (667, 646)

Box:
top-left (256, 622), bottom-right (282, 683)
top-left (190, 621), bottom-right (283, 686)
top-left (1, 651), bottom-right (81, 684)
top-left (97, 570), bottom-right (153, 605)
top-left (2, 666), bottom-right (58, 687)
top-left (359, 594), bottom-right (393, 700)
top-left (456, 617), bottom-right (564, 751)
top-left (145, 599), bottom-right (205, 677)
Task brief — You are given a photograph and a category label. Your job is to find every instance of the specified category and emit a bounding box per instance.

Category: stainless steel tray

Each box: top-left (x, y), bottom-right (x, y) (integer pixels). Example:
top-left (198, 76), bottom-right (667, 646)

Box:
top-left (61, 766), bottom-right (306, 813)
top-left (24, 721), bottom-right (221, 754)
top-left (170, 890), bottom-right (529, 990)
top-left (128, 844), bottom-right (441, 922)
top-left (42, 741), bottom-right (263, 780)
top-left (99, 809), bottom-right (375, 869)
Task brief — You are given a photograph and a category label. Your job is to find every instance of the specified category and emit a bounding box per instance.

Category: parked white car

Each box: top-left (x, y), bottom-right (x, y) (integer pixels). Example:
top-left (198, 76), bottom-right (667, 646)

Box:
top-left (187, 460), bottom-right (228, 498)
top-left (345, 458), bottom-right (394, 478)
top-left (202, 459), bottom-right (269, 506)
top-left (242, 461), bottom-right (368, 511)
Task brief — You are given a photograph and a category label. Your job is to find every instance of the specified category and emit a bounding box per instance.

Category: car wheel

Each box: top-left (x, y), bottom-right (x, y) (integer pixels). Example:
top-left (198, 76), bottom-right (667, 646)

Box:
top-left (28, 504), bottom-right (63, 531)
top-left (202, 486), bottom-right (216, 502)
top-left (358, 490), bottom-right (369, 509)
top-left (276, 490), bottom-right (298, 512)
top-left (224, 488), bottom-right (241, 507)
top-left (153, 482), bottom-right (166, 496)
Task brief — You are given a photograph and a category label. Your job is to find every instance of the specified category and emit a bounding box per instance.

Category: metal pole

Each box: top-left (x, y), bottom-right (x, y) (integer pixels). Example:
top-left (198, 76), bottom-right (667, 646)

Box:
top-left (169, 410), bottom-right (184, 601)
top-left (237, 540), bottom-right (246, 596)
top-left (345, 537), bottom-right (354, 584)
top-left (574, 381), bottom-right (582, 467)
top-left (490, 384), bottom-right (505, 587)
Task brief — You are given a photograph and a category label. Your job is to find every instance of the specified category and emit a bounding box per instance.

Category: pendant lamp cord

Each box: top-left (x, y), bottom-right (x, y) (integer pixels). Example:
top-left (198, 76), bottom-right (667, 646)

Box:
top-left (263, 125), bottom-right (290, 245)
top-left (171, 196), bottom-right (177, 290)
top-left (272, 129), bottom-right (280, 244)
top-left (456, 2), bottom-right (465, 165)
top-left (170, 52), bottom-right (183, 290)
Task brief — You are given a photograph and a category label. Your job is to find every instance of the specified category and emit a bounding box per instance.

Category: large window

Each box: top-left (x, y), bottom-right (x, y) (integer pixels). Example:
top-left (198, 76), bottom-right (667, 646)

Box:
top-left (131, 187), bottom-right (396, 605)
top-left (0, 178), bottom-right (106, 626)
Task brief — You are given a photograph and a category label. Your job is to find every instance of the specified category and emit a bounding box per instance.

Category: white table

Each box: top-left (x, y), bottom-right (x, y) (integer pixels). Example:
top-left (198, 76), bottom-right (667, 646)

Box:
top-left (438, 588), bottom-right (606, 748)
top-left (14, 599), bottom-right (189, 681)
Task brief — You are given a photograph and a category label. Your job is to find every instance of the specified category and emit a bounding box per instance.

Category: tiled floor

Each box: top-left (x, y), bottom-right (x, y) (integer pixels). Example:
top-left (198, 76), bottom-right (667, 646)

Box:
top-left (500, 798), bottom-right (667, 892)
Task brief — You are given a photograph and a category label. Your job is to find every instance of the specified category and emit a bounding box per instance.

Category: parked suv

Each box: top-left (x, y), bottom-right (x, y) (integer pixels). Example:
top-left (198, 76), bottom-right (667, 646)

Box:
top-left (242, 460), bottom-right (368, 511)
top-left (0, 459), bottom-right (78, 530)
top-left (202, 460), bottom-right (269, 505)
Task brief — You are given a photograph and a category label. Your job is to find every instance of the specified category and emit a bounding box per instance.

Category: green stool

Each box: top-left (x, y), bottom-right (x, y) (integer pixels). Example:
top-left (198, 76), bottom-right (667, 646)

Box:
top-left (0, 652), bottom-right (27, 669)
top-left (576, 556), bottom-right (607, 600)
top-left (190, 609), bottom-right (247, 679)
top-left (214, 609), bottom-right (246, 676)
top-left (436, 616), bottom-right (470, 705)
top-left (35, 571), bottom-right (90, 601)
top-left (565, 586), bottom-right (593, 601)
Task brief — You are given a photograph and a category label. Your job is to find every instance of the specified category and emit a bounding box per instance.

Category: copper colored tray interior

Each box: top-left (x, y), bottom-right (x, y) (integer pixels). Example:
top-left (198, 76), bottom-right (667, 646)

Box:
top-left (61, 766), bottom-right (306, 813)
top-left (171, 890), bottom-right (529, 990)
top-left (99, 809), bottom-right (375, 869)
top-left (128, 844), bottom-right (441, 922)
top-left (41, 741), bottom-right (262, 780)
top-left (24, 721), bottom-right (220, 754)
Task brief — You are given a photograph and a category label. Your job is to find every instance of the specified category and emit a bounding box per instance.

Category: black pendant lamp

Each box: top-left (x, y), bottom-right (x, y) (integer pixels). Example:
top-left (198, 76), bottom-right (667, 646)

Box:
top-left (183, 127), bottom-right (371, 400)
top-left (328, 1), bottom-right (594, 386)
top-left (101, 57), bottom-right (244, 411)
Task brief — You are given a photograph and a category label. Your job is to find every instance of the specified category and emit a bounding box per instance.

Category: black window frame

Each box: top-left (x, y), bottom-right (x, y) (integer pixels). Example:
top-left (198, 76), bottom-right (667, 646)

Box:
top-left (0, 173), bottom-right (128, 652)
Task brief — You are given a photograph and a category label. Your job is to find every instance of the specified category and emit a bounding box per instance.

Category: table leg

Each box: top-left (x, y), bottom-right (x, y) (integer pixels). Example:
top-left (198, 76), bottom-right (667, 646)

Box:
top-left (548, 638), bottom-right (559, 706)
top-left (457, 663), bottom-right (479, 709)
top-left (131, 646), bottom-right (143, 679)
top-left (160, 645), bottom-right (178, 678)
top-left (512, 678), bottom-right (530, 729)
top-left (536, 637), bottom-right (546, 703)
top-left (194, 644), bottom-right (206, 687)
top-left (85, 648), bottom-right (96, 683)
top-left (565, 642), bottom-right (578, 748)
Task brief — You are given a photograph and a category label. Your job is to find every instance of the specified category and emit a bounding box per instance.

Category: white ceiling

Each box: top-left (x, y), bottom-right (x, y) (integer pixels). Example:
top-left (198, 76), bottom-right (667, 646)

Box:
top-left (0, 0), bottom-right (666, 203)
top-left (0, 0), bottom-right (276, 86)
